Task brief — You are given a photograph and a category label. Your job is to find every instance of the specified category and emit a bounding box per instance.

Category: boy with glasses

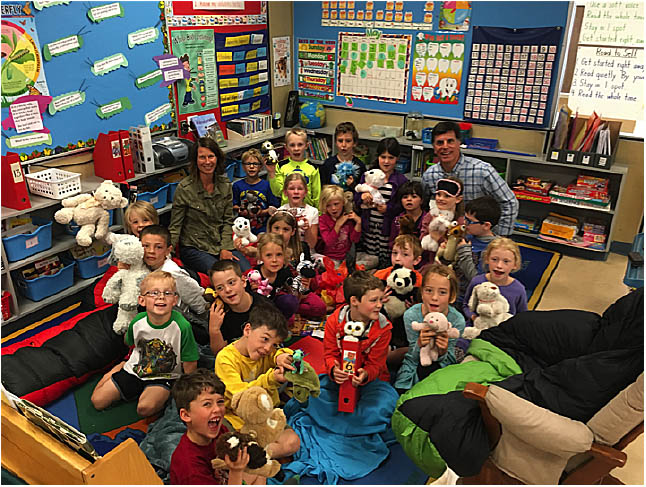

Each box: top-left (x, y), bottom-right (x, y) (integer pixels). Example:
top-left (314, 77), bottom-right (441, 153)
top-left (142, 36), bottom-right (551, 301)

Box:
top-left (233, 148), bottom-right (279, 234)
top-left (91, 271), bottom-right (199, 417)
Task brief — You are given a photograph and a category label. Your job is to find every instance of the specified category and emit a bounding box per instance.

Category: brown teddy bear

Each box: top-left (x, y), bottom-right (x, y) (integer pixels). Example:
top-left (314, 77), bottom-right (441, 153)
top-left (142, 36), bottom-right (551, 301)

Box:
top-left (211, 431), bottom-right (281, 478)
top-left (230, 386), bottom-right (286, 449)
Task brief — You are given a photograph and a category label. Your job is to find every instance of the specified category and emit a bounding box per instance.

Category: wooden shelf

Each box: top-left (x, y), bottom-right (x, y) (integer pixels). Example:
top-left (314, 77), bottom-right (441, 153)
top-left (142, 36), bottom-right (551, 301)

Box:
top-left (512, 230), bottom-right (607, 252)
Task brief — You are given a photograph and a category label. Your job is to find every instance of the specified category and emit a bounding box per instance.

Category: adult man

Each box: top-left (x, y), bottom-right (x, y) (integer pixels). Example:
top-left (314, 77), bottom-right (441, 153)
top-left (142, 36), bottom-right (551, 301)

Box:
top-left (421, 121), bottom-right (518, 236)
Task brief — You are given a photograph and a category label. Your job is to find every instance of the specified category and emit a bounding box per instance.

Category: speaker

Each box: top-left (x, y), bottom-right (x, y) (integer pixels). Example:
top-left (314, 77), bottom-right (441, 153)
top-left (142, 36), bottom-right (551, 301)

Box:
top-left (284, 90), bottom-right (299, 128)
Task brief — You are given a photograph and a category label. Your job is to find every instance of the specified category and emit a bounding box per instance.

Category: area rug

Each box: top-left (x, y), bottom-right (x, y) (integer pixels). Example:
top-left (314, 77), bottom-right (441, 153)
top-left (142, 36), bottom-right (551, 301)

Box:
top-left (513, 242), bottom-right (562, 309)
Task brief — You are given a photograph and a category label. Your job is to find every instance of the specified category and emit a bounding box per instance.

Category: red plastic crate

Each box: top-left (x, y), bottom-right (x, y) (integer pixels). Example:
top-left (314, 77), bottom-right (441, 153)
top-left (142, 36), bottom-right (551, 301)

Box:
top-left (1, 291), bottom-right (12, 320)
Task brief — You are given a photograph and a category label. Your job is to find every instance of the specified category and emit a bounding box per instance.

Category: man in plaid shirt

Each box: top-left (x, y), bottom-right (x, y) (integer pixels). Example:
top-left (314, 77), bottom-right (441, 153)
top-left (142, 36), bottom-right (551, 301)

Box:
top-left (422, 121), bottom-right (518, 236)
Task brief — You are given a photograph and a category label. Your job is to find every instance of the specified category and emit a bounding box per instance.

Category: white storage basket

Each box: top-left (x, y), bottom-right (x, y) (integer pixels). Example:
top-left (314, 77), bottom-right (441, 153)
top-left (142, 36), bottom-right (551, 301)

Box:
top-left (24, 168), bottom-right (82, 199)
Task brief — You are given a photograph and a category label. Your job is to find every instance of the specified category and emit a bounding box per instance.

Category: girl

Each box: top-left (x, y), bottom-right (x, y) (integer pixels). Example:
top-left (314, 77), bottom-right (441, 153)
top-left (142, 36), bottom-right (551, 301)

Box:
top-left (233, 210), bottom-right (301, 266)
top-left (318, 185), bottom-right (361, 267)
top-left (354, 137), bottom-right (408, 269)
top-left (389, 181), bottom-right (428, 247)
top-left (462, 237), bottom-right (528, 323)
top-left (394, 263), bottom-right (465, 392)
top-left (420, 176), bottom-right (465, 261)
top-left (124, 201), bottom-right (159, 238)
top-left (278, 173), bottom-right (319, 250)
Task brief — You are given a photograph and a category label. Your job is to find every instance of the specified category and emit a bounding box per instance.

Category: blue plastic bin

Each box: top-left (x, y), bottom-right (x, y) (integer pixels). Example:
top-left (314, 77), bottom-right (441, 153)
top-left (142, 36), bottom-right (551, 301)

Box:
top-left (624, 233), bottom-right (643, 288)
top-left (136, 184), bottom-right (169, 209)
top-left (233, 159), bottom-right (245, 179)
top-left (422, 127), bottom-right (433, 144)
top-left (15, 262), bottom-right (76, 301)
top-left (73, 248), bottom-right (112, 279)
top-left (464, 138), bottom-right (498, 150)
top-left (225, 162), bottom-right (236, 182)
top-left (395, 157), bottom-right (411, 174)
top-left (167, 182), bottom-right (179, 201)
top-left (65, 210), bottom-right (114, 236)
top-left (2, 219), bottom-right (53, 263)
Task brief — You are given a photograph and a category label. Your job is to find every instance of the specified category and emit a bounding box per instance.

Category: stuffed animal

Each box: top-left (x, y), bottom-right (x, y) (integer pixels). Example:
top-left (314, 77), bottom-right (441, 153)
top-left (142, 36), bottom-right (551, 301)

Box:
top-left (212, 431), bottom-right (281, 478)
top-left (54, 180), bottom-right (128, 246)
top-left (411, 312), bottom-right (461, 366)
top-left (343, 190), bottom-right (354, 214)
top-left (355, 169), bottom-right (387, 209)
top-left (292, 250), bottom-right (317, 295)
top-left (203, 287), bottom-right (225, 308)
top-left (260, 140), bottom-right (279, 165)
top-left (463, 282), bottom-right (513, 339)
top-left (285, 352), bottom-right (321, 403)
top-left (247, 270), bottom-right (273, 297)
top-left (331, 161), bottom-right (359, 191)
top-left (232, 217), bottom-right (258, 247)
top-left (420, 200), bottom-right (454, 253)
top-left (230, 386), bottom-right (286, 449)
top-left (319, 257), bottom-right (360, 308)
top-left (435, 221), bottom-right (467, 266)
top-left (102, 235), bottom-right (150, 334)
top-left (383, 265), bottom-right (420, 319)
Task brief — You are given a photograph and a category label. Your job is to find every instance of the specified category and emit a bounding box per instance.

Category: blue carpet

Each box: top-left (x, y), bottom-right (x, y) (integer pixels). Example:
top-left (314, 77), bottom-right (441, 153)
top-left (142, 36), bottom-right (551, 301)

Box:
top-left (45, 389), bottom-right (80, 431)
top-left (512, 242), bottom-right (561, 309)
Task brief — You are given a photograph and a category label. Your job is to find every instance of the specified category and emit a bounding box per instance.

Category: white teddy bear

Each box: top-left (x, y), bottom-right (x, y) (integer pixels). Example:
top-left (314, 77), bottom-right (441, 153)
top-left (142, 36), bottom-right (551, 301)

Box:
top-left (411, 312), bottom-right (461, 366)
top-left (420, 199), bottom-right (455, 253)
top-left (102, 234), bottom-right (150, 334)
top-left (232, 217), bottom-right (258, 247)
top-left (463, 282), bottom-right (513, 339)
top-left (54, 180), bottom-right (128, 247)
top-left (355, 169), bottom-right (387, 209)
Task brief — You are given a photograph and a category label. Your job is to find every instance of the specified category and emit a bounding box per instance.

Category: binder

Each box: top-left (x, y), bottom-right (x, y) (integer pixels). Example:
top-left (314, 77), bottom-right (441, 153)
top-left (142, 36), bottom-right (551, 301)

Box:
top-left (94, 131), bottom-right (126, 182)
top-left (130, 125), bottom-right (155, 174)
top-left (119, 130), bottom-right (135, 179)
top-left (338, 336), bottom-right (362, 413)
top-left (1, 152), bottom-right (31, 210)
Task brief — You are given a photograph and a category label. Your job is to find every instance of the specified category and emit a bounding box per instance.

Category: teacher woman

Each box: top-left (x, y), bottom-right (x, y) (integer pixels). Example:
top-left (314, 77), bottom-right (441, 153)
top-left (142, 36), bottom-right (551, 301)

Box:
top-left (169, 137), bottom-right (250, 274)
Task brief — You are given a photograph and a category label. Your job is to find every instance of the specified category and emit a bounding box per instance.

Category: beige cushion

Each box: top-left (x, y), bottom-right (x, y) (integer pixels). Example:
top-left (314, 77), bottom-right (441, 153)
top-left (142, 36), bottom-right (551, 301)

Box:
top-left (587, 373), bottom-right (644, 446)
top-left (485, 385), bottom-right (594, 485)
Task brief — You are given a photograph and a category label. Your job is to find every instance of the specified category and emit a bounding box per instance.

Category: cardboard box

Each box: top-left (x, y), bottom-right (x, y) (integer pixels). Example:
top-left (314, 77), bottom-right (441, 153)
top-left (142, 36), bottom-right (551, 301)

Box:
top-left (540, 213), bottom-right (578, 241)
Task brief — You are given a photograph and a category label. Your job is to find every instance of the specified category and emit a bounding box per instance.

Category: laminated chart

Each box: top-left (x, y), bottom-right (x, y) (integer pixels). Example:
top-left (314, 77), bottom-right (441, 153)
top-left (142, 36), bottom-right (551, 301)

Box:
top-left (298, 39), bottom-right (336, 102)
top-left (411, 32), bottom-right (464, 104)
top-left (337, 32), bottom-right (411, 104)
top-left (321, 0), bottom-right (433, 31)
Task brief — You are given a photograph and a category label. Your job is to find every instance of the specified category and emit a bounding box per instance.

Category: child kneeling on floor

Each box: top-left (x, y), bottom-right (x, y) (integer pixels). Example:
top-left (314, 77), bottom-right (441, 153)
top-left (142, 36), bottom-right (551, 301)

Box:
top-left (170, 368), bottom-right (259, 485)
top-left (91, 271), bottom-right (199, 417)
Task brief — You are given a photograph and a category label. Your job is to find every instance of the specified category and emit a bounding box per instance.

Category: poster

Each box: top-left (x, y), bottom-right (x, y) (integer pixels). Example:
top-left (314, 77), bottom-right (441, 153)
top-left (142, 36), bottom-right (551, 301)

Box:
top-left (580, 1), bottom-right (644, 47)
top-left (337, 32), bottom-right (411, 104)
top-left (321, 0), bottom-right (433, 30)
top-left (1, 2), bottom-right (50, 107)
top-left (273, 35), bottom-right (291, 87)
top-left (298, 38), bottom-right (336, 102)
top-left (411, 32), bottom-right (464, 105)
top-left (438, 1), bottom-right (471, 31)
top-left (170, 29), bottom-right (219, 115)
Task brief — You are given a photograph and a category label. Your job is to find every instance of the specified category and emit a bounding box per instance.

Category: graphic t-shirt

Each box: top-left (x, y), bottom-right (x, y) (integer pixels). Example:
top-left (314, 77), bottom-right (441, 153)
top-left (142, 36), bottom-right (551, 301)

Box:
top-left (233, 179), bottom-right (280, 233)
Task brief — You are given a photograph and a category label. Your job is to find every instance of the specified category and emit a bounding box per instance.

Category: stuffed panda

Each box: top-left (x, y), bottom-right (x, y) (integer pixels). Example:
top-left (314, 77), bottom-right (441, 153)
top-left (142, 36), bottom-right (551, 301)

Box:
top-left (383, 265), bottom-right (420, 319)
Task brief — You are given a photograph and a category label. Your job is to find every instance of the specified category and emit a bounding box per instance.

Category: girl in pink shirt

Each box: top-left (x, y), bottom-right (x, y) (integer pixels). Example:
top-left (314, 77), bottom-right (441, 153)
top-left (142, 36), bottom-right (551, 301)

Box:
top-left (317, 185), bottom-right (361, 267)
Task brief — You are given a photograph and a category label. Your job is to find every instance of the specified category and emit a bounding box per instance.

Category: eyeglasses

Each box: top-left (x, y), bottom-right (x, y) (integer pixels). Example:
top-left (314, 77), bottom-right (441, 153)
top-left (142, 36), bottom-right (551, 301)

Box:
top-left (213, 278), bottom-right (240, 293)
top-left (142, 290), bottom-right (177, 298)
top-left (465, 216), bottom-right (483, 226)
top-left (242, 162), bottom-right (262, 167)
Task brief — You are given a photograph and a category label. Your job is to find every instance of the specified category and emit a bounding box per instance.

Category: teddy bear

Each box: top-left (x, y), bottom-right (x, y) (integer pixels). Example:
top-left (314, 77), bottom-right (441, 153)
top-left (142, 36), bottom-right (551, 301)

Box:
top-left (260, 140), bottom-right (280, 165)
top-left (212, 431), bottom-right (281, 478)
top-left (382, 265), bottom-right (420, 319)
top-left (355, 169), bottom-right (387, 209)
top-left (463, 282), bottom-right (513, 339)
top-left (230, 386), bottom-right (286, 449)
top-left (232, 216), bottom-right (258, 247)
top-left (285, 350), bottom-right (321, 403)
top-left (247, 270), bottom-right (273, 297)
top-left (411, 312), bottom-right (461, 366)
top-left (420, 200), bottom-right (455, 253)
top-left (435, 221), bottom-right (467, 267)
top-left (54, 180), bottom-right (128, 246)
top-left (102, 234), bottom-right (150, 334)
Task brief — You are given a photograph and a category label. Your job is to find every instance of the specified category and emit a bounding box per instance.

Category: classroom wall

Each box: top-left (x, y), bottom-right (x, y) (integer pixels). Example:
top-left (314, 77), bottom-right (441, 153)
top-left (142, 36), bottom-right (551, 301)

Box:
top-left (269, 1), bottom-right (293, 118)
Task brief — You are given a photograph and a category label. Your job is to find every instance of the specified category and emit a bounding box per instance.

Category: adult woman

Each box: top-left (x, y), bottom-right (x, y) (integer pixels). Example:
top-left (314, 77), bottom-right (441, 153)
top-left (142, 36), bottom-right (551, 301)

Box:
top-left (169, 137), bottom-right (250, 274)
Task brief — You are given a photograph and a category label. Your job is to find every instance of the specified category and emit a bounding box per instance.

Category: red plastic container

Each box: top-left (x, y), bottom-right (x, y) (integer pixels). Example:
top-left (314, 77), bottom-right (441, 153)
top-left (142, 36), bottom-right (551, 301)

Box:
top-left (1, 291), bottom-right (12, 321)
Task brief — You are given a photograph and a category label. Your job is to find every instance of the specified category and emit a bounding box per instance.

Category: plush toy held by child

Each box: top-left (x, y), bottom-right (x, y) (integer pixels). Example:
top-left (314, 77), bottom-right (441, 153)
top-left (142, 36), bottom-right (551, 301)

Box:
top-left (411, 312), bottom-right (461, 365)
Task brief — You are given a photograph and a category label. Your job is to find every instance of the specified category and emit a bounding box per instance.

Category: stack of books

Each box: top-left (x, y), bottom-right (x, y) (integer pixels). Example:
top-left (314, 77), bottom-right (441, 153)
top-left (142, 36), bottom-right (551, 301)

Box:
top-left (226, 114), bottom-right (274, 140)
top-left (306, 137), bottom-right (331, 162)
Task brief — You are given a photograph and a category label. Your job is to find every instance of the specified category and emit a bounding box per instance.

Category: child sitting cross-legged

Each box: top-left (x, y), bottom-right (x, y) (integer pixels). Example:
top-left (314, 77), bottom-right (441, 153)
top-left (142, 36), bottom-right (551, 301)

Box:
top-left (91, 271), bottom-right (199, 417)
top-left (170, 368), bottom-right (259, 485)
top-left (214, 301), bottom-right (300, 460)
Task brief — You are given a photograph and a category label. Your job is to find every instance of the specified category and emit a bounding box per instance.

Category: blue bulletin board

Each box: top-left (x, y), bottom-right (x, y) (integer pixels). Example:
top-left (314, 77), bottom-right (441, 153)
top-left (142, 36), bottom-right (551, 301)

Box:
top-left (1, 1), bottom-right (173, 159)
top-left (293, 1), bottom-right (571, 129)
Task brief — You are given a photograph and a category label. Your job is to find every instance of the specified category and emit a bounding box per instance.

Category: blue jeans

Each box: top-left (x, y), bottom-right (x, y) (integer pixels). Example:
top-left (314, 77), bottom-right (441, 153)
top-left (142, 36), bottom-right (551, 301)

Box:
top-left (179, 246), bottom-right (251, 275)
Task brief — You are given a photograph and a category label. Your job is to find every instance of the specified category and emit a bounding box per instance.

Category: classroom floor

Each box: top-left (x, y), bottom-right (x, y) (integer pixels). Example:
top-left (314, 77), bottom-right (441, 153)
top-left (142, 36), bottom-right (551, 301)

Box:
top-left (535, 251), bottom-right (643, 485)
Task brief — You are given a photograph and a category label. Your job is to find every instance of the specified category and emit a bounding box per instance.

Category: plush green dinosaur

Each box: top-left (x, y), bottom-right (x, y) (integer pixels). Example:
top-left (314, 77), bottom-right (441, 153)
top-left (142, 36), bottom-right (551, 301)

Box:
top-left (285, 359), bottom-right (320, 403)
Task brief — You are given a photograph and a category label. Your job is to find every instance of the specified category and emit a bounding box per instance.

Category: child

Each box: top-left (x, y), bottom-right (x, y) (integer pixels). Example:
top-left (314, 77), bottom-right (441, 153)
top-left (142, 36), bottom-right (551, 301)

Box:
top-left (214, 301), bottom-right (301, 459)
top-left (208, 259), bottom-right (272, 355)
top-left (170, 368), bottom-right (254, 485)
top-left (91, 271), bottom-right (199, 417)
top-left (124, 201), bottom-right (159, 238)
top-left (389, 181), bottom-right (428, 248)
top-left (463, 237), bottom-right (528, 322)
top-left (277, 173), bottom-right (319, 250)
top-left (234, 211), bottom-right (302, 265)
top-left (394, 264), bottom-right (466, 392)
top-left (267, 128), bottom-right (321, 208)
top-left (323, 270), bottom-right (392, 386)
top-left (355, 137), bottom-right (408, 269)
top-left (420, 176), bottom-right (465, 261)
top-left (318, 184), bottom-right (361, 266)
top-left (233, 148), bottom-right (279, 234)
top-left (320, 122), bottom-right (367, 191)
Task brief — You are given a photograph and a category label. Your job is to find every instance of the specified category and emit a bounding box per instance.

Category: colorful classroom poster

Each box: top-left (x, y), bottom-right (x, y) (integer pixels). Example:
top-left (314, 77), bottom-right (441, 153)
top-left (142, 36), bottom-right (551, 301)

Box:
top-left (411, 33), bottom-right (464, 104)
top-left (438, 1), bottom-right (471, 31)
top-left (1, 2), bottom-right (50, 107)
top-left (463, 26), bottom-right (562, 128)
top-left (170, 29), bottom-right (219, 115)
top-left (298, 39), bottom-right (336, 102)
top-left (272, 36), bottom-right (291, 87)
top-left (321, 0), bottom-right (433, 31)
top-left (337, 32), bottom-right (411, 104)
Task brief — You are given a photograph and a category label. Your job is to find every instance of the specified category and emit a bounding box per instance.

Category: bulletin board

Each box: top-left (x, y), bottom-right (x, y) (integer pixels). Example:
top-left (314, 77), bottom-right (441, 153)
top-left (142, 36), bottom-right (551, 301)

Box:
top-left (1, 1), bottom-right (173, 160)
top-left (293, 1), bottom-right (571, 129)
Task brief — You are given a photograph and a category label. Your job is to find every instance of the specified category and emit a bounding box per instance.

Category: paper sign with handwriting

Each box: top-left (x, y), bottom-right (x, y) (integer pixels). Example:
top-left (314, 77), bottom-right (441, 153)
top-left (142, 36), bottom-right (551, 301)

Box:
top-left (580, 2), bottom-right (644, 47)
top-left (10, 101), bottom-right (44, 133)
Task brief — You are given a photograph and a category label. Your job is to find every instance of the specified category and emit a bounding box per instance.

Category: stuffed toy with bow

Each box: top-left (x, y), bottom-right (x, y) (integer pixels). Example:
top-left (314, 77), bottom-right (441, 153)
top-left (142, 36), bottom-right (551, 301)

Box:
top-left (411, 312), bottom-right (461, 365)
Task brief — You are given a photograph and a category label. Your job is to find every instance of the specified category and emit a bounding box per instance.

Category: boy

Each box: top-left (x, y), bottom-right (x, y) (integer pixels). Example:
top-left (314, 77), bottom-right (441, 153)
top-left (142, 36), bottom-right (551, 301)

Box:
top-left (214, 302), bottom-right (300, 460)
top-left (91, 271), bottom-right (199, 417)
top-left (266, 128), bottom-right (321, 208)
top-left (373, 234), bottom-right (423, 284)
top-left (319, 122), bottom-right (367, 192)
top-left (324, 270), bottom-right (392, 386)
top-left (233, 149), bottom-right (280, 234)
top-left (208, 259), bottom-right (271, 355)
top-left (170, 368), bottom-right (252, 485)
